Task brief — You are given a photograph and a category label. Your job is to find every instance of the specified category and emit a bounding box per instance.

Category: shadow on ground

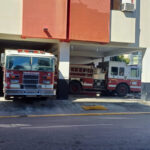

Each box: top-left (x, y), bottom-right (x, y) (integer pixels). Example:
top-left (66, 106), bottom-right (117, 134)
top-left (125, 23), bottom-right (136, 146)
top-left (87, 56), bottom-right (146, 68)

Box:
top-left (0, 95), bottom-right (150, 116)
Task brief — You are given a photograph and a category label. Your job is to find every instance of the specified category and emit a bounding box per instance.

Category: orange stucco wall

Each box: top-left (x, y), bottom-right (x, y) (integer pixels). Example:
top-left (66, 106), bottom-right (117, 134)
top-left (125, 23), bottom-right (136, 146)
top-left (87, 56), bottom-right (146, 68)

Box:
top-left (22, 0), bottom-right (68, 39)
top-left (22, 0), bottom-right (110, 43)
top-left (69, 0), bottom-right (110, 43)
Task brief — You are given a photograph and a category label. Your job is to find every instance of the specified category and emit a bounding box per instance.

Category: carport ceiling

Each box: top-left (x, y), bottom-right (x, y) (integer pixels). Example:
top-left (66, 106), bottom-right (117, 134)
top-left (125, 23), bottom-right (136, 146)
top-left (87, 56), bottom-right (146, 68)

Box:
top-left (0, 40), bottom-right (144, 58)
top-left (70, 44), bottom-right (143, 58)
top-left (0, 40), bottom-right (56, 51)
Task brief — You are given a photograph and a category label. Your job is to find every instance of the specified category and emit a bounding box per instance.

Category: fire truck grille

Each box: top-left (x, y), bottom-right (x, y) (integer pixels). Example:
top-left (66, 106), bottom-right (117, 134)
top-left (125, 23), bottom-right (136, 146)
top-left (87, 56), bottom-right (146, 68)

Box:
top-left (23, 74), bottom-right (39, 89)
top-left (23, 80), bottom-right (38, 84)
top-left (24, 75), bottom-right (39, 80)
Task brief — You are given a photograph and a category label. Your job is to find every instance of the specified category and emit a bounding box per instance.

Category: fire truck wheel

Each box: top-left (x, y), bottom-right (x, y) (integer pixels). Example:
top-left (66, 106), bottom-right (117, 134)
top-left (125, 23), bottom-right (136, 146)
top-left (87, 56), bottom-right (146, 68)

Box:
top-left (0, 90), bottom-right (3, 96)
top-left (4, 95), bottom-right (10, 100)
top-left (69, 81), bottom-right (82, 94)
top-left (116, 84), bottom-right (129, 97)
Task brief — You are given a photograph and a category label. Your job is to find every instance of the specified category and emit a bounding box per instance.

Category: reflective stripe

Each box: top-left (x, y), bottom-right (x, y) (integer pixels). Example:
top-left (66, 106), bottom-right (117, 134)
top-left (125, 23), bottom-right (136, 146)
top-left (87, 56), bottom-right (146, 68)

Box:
top-left (83, 83), bottom-right (93, 86)
top-left (41, 84), bottom-right (53, 89)
top-left (130, 86), bottom-right (141, 89)
top-left (70, 78), bottom-right (80, 81)
top-left (10, 84), bottom-right (20, 88)
top-left (108, 85), bottom-right (116, 88)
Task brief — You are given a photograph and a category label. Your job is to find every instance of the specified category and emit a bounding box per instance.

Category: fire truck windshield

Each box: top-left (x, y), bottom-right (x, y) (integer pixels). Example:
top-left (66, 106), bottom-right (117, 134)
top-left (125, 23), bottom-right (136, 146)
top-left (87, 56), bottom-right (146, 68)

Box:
top-left (6, 56), bottom-right (54, 72)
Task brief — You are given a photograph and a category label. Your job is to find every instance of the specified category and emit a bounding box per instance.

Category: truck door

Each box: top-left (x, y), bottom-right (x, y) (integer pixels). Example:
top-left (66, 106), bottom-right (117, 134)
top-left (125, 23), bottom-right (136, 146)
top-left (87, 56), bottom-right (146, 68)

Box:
top-left (110, 66), bottom-right (126, 79)
top-left (129, 66), bottom-right (141, 92)
top-left (118, 67), bottom-right (125, 79)
top-left (130, 67), bottom-right (140, 80)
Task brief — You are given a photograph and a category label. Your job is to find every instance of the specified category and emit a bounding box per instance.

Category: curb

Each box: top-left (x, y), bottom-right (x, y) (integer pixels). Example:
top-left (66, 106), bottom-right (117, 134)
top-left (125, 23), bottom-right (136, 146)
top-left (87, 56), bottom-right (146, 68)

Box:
top-left (0, 112), bottom-right (150, 119)
top-left (82, 105), bottom-right (108, 110)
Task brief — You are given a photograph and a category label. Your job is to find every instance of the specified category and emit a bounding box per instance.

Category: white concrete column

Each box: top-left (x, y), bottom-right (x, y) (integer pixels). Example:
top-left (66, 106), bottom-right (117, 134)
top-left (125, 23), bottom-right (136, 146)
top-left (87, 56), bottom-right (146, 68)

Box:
top-left (141, 48), bottom-right (150, 100)
top-left (57, 42), bottom-right (70, 99)
top-left (58, 42), bottom-right (70, 80)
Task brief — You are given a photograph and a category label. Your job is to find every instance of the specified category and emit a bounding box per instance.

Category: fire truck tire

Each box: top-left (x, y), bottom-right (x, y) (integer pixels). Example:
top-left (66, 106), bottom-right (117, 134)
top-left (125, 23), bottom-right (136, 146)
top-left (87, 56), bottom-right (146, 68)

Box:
top-left (69, 81), bottom-right (82, 94)
top-left (4, 95), bottom-right (10, 100)
top-left (0, 90), bottom-right (3, 96)
top-left (116, 84), bottom-right (129, 97)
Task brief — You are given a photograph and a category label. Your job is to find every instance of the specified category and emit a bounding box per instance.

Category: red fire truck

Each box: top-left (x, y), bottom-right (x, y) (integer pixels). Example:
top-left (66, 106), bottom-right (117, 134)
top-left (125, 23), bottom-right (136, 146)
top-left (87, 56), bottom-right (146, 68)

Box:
top-left (0, 49), bottom-right (56, 100)
top-left (69, 61), bottom-right (141, 96)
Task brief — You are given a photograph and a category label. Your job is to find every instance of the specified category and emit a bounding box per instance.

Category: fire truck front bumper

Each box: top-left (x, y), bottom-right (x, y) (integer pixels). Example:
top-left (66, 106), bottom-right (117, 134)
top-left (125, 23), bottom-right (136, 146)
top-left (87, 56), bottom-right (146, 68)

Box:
top-left (5, 89), bottom-right (56, 96)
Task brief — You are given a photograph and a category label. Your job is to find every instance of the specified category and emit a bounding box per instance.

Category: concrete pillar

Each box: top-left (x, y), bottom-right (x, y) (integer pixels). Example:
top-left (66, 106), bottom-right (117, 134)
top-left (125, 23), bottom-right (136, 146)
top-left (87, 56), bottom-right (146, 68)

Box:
top-left (57, 42), bottom-right (70, 99)
top-left (141, 48), bottom-right (150, 100)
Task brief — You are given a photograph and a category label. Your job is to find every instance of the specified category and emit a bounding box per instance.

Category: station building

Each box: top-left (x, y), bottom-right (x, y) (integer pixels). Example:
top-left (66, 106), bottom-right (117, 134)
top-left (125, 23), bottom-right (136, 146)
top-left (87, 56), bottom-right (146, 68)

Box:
top-left (0, 0), bottom-right (150, 100)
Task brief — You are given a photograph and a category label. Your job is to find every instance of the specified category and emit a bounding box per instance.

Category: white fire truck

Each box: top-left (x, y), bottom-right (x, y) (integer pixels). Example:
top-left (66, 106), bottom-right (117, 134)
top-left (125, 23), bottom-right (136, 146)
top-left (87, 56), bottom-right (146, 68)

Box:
top-left (0, 49), bottom-right (56, 100)
top-left (69, 61), bottom-right (141, 96)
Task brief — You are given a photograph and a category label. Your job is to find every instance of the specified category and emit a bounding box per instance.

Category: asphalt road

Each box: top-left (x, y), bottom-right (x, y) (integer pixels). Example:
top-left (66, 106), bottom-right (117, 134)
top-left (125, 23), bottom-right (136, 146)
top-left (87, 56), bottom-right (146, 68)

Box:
top-left (0, 114), bottom-right (150, 150)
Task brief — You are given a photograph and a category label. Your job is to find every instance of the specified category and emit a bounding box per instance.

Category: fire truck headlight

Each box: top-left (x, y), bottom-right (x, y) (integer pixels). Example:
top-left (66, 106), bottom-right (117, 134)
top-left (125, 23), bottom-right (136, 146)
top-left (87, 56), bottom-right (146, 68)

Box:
top-left (10, 84), bottom-right (20, 89)
top-left (10, 79), bottom-right (19, 84)
top-left (132, 82), bottom-right (137, 85)
top-left (43, 80), bottom-right (50, 84)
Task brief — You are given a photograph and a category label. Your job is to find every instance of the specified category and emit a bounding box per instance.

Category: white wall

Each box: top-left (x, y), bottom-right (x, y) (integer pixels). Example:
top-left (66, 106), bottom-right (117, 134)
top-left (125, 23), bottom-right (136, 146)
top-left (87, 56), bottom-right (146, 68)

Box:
top-left (142, 48), bottom-right (150, 83)
top-left (0, 0), bottom-right (22, 35)
top-left (110, 10), bottom-right (136, 43)
top-left (140, 0), bottom-right (150, 48)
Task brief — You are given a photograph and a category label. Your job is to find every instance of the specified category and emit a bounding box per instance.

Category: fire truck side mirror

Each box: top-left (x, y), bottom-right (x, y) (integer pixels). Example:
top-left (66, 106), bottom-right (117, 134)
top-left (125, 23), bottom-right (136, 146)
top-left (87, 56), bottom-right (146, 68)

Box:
top-left (0, 53), bottom-right (5, 66)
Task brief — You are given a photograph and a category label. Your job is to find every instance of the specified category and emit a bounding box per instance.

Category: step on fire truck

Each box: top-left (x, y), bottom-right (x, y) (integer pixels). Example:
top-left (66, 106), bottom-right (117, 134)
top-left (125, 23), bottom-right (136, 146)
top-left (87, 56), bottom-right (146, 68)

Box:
top-left (0, 49), bottom-right (56, 100)
top-left (69, 61), bottom-right (141, 96)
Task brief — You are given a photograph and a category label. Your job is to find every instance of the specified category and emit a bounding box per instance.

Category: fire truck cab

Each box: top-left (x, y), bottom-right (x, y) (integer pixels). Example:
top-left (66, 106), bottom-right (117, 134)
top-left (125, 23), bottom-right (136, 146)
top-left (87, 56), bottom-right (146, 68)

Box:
top-left (69, 61), bottom-right (141, 96)
top-left (0, 49), bottom-right (56, 100)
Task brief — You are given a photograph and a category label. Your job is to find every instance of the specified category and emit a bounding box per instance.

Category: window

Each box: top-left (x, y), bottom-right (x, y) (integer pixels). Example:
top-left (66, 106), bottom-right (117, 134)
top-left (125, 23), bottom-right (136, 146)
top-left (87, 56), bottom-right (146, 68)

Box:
top-left (111, 67), bottom-right (118, 76)
top-left (75, 68), bottom-right (78, 72)
top-left (119, 67), bottom-right (125, 76)
top-left (79, 68), bottom-right (82, 72)
top-left (6, 56), bottom-right (54, 72)
top-left (131, 68), bottom-right (139, 78)
top-left (6, 56), bottom-right (31, 71)
top-left (32, 57), bottom-right (53, 72)
top-left (71, 68), bottom-right (74, 72)
top-left (111, 0), bottom-right (121, 10)
top-left (111, 0), bottom-right (134, 10)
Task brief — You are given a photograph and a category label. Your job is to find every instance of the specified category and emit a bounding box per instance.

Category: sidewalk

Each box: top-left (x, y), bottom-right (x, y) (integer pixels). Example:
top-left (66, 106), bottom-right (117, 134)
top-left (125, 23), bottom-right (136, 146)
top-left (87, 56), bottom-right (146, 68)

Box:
top-left (0, 96), bottom-right (150, 117)
top-left (71, 96), bottom-right (150, 113)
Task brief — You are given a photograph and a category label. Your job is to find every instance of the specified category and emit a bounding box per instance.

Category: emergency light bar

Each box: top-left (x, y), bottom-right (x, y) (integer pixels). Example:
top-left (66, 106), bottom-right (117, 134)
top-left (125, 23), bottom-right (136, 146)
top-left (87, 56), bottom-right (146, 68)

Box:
top-left (18, 49), bottom-right (45, 54)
